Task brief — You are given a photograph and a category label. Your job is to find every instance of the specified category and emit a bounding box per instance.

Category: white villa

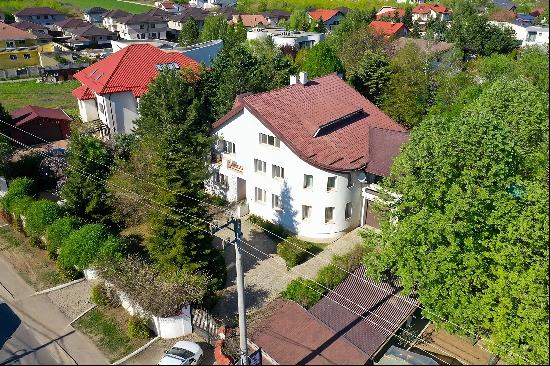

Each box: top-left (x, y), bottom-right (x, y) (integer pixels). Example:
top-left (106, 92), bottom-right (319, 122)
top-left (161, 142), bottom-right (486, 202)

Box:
top-left (491, 21), bottom-right (549, 46)
top-left (247, 28), bottom-right (325, 49)
top-left (208, 72), bottom-right (409, 239)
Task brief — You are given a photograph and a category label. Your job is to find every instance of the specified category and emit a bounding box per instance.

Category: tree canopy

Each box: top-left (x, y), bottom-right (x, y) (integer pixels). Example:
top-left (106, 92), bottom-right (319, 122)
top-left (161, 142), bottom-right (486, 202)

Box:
top-left (300, 41), bottom-right (344, 78)
top-left (178, 17), bottom-right (200, 47)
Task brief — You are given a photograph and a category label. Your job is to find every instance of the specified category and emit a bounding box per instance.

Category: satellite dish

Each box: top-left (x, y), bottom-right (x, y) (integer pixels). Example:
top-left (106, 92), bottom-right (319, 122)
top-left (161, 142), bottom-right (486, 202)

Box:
top-left (357, 171), bottom-right (367, 183)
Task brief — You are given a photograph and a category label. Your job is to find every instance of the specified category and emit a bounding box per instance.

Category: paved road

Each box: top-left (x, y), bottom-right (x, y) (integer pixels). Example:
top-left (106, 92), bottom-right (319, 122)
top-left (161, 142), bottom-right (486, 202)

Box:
top-left (0, 256), bottom-right (108, 365)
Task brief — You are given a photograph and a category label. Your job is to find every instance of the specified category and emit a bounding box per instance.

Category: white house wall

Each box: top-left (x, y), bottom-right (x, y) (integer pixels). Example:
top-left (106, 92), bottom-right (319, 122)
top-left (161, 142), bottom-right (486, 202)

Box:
top-left (96, 91), bottom-right (138, 135)
top-left (78, 98), bottom-right (99, 122)
top-left (210, 108), bottom-right (363, 239)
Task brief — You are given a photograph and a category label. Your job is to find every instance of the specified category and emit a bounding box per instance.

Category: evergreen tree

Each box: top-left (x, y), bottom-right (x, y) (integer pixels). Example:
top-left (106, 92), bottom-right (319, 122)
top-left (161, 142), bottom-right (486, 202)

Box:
top-left (347, 50), bottom-right (391, 106)
top-left (200, 15), bottom-right (229, 43)
top-left (288, 10), bottom-right (310, 31)
top-left (60, 132), bottom-right (112, 223)
top-left (178, 16), bottom-right (200, 47)
top-left (402, 7), bottom-right (413, 28)
top-left (313, 18), bottom-right (326, 33)
top-left (301, 41), bottom-right (344, 78)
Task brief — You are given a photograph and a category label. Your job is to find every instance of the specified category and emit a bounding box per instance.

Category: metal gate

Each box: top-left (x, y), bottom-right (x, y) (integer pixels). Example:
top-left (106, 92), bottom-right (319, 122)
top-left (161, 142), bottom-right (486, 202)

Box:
top-left (191, 307), bottom-right (219, 346)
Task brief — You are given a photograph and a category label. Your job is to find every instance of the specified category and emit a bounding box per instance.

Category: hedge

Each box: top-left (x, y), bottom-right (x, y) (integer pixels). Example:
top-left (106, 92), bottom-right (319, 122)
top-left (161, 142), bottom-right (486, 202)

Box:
top-left (10, 195), bottom-right (34, 218)
top-left (91, 283), bottom-right (111, 306)
top-left (281, 278), bottom-right (324, 308)
top-left (46, 216), bottom-right (81, 258)
top-left (0, 177), bottom-right (34, 212)
top-left (127, 316), bottom-right (151, 339)
top-left (24, 199), bottom-right (62, 237)
top-left (277, 237), bottom-right (314, 268)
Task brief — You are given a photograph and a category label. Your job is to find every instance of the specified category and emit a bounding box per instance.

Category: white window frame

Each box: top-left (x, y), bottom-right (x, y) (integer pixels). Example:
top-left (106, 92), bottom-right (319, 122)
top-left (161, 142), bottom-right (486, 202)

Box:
top-left (6, 41), bottom-right (15, 48)
top-left (259, 132), bottom-right (280, 147)
top-left (23, 53), bottom-right (31, 59)
top-left (214, 172), bottom-right (228, 187)
top-left (345, 202), bottom-right (352, 220)
top-left (303, 174), bottom-right (313, 189)
top-left (302, 205), bottom-right (312, 221)
top-left (325, 207), bottom-right (335, 223)
top-left (272, 194), bottom-right (282, 210)
top-left (222, 140), bottom-right (235, 154)
top-left (272, 164), bottom-right (284, 179)
top-left (327, 176), bottom-right (337, 191)
top-left (254, 158), bottom-right (266, 174)
top-left (254, 187), bottom-right (266, 203)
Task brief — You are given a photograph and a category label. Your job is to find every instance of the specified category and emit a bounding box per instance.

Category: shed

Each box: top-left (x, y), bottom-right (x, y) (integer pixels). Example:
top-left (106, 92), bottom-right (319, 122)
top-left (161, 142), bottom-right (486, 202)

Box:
top-left (9, 105), bottom-right (72, 145)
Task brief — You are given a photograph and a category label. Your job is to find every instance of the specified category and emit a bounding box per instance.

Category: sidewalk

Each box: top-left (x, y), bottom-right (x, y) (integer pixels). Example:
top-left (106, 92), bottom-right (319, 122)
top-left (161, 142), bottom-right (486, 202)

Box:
top-left (0, 255), bottom-right (109, 365)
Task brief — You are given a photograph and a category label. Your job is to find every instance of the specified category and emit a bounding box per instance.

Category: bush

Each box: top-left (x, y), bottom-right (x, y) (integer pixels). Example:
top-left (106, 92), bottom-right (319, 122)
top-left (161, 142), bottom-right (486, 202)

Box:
top-left (46, 216), bottom-right (81, 258)
top-left (248, 214), bottom-right (289, 239)
top-left (281, 278), bottom-right (324, 308)
top-left (277, 237), bottom-right (313, 268)
top-left (316, 264), bottom-right (348, 289)
top-left (56, 259), bottom-right (82, 280)
top-left (10, 195), bottom-right (34, 219)
top-left (91, 284), bottom-right (111, 306)
top-left (24, 199), bottom-right (62, 237)
top-left (0, 177), bottom-right (34, 213)
top-left (127, 316), bottom-right (151, 339)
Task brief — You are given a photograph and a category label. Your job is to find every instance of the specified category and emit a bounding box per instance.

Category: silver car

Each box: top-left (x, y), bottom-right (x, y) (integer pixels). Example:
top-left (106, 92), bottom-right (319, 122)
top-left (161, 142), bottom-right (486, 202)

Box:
top-left (157, 341), bottom-right (204, 365)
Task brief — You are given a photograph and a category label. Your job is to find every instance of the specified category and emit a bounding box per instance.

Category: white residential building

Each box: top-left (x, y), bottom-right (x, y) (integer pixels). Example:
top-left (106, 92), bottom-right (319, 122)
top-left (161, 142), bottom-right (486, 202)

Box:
top-left (116, 10), bottom-right (170, 40)
top-left (72, 44), bottom-right (200, 137)
top-left (307, 9), bottom-right (346, 31)
top-left (188, 0), bottom-right (236, 10)
top-left (102, 9), bottom-right (131, 32)
top-left (208, 72), bottom-right (409, 239)
top-left (247, 28), bottom-right (324, 49)
top-left (412, 4), bottom-right (450, 24)
top-left (490, 21), bottom-right (549, 46)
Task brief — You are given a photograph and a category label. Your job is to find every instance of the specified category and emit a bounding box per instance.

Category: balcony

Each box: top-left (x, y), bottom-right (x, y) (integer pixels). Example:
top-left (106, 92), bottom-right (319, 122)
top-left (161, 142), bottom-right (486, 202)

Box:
top-left (227, 159), bottom-right (243, 173)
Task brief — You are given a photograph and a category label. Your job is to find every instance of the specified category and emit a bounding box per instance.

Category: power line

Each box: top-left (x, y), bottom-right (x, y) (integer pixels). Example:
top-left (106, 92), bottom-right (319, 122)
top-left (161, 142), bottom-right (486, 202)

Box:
top-left (0, 124), bottom-right (537, 364)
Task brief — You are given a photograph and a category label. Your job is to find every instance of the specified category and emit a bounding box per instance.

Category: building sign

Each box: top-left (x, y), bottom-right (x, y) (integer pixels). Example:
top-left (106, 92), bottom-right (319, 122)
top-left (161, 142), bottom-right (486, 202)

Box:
top-left (249, 348), bottom-right (262, 365)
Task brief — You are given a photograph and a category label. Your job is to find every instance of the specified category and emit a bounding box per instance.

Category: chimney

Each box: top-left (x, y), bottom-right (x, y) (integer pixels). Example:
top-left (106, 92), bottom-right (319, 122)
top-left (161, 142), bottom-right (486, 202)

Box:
top-left (290, 75), bottom-right (298, 85)
top-left (299, 71), bottom-right (308, 85)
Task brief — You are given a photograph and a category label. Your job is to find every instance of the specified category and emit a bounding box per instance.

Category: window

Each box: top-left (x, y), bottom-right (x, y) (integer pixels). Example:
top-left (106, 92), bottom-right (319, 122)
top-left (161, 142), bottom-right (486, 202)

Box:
top-left (9, 55), bottom-right (17, 60)
top-left (327, 176), bottom-right (336, 191)
top-left (140, 24), bottom-right (145, 29)
top-left (272, 194), bottom-right (282, 210)
top-left (222, 140), bottom-right (235, 154)
top-left (23, 53), bottom-right (31, 59)
top-left (259, 132), bottom-right (280, 147)
top-left (345, 202), bottom-right (352, 220)
top-left (98, 102), bottom-right (105, 116)
top-left (346, 173), bottom-right (353, 188)
top-left (325, 207), bottom-right (334, 223)
top-left (254, 187), bottom-right (266, 203)
top-left (303, 174), bottom-right (313, 189)
top-left (527, 32), bottom-right (537, 42)
top-left (214, 172), bottom-right (228, 187)
top-left (302, 205), bottom-right (312, 220)
top-left (151, 23), bottom-right (156, 28)
top-left (272, 164), bottom-right (284, 179)
top-left (254, 159), bottom-right (266, 173)
top-left (6, 41), bottom-right (15, 48)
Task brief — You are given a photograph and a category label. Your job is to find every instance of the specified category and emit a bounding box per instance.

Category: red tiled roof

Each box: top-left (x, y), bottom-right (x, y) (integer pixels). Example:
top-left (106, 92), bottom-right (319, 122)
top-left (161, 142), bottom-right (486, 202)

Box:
top-left (309, 266), bottom-right (418, 360)
top-left (308, 9), bottom-right (342, 21)
top-left (413, 4), bottom-right (449, 14)
top-left (369, 20), bottom-right (407, 36)
top-left (376, 8), bottom-right (405, 20)
top-left (530, 7), bottom-right (544, 16)
top-left (213, 74), bottom-right (407, 173)
top-left (73, 44), bottom-right (200, 98)
top-left (251, 300), bottom-right (370, 365)
top-left (10, 105), bottom-right (72, 127)
top-left (72, 85), bottom-right (95, 100)
top-left (0, 23), bottom-right (37, 41)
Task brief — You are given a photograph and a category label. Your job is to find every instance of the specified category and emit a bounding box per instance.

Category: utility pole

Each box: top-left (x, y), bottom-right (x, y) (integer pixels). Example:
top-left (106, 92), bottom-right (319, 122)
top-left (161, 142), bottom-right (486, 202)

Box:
top-left (212, 217), bottom-right (248, 365)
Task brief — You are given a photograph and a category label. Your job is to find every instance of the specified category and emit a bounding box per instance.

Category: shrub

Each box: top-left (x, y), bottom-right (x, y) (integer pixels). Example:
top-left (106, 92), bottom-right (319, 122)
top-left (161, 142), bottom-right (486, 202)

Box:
top-left (46, 216), bottom-right (81, 258)
top-left (10, 195), bottom-right (34, 219)
top-left (0, 177), bottom-right (34, 212)
top-left (281, 278), bottom-right (324, 308)
top-left (127, 316), bottom-right (151, 339)
top-left (316, 265), bottom-right (348, 289)
top-left (56, 259), bottom-right (82, 280)
top-left (24, 199), bottom-right (62, 237)
top-left (277, 237), bottom-right (313, 268)
top-left (91, 284), bottom-right (110, 306)
top-left (248, 214), bottom-right (289, 239)
top-left (57, 224), bottom-right (113, 273)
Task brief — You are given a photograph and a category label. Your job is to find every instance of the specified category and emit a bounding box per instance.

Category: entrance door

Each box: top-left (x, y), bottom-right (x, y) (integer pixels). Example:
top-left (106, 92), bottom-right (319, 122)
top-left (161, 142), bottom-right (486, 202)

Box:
top-left (364, 199), bottom-right (380, 229)
top-left (237, 177), bottom-right (246, 201)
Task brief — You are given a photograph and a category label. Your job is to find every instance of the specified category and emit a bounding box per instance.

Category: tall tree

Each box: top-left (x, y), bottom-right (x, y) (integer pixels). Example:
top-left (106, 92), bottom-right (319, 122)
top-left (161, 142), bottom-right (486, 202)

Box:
top-left (328, 9), bottom-right (377, 52)
top-left (0, 103), bottom-right (13, 175)
top-left (347, 49), bottom-right (391, 106)
top-left (287, 10), bottom-right (310, 31)
top-left (382, 43), bottom-right (431, 128)
top-left (301, 41), bottom-right (344, 78)
top-left (178, 17), bottom-right (200, 47)
top-left (364, 78), bottom-right (549, 364)
top-left (313, 17), bottom-right (326, 33)
top-left (60, 132), bottom-right (112, 223)
top-left (337, 25), bottom-right (387, 72)
top-left (402, 7), bottom-right (413, 28)
top-left (200, 15), bottom-right (229, 43)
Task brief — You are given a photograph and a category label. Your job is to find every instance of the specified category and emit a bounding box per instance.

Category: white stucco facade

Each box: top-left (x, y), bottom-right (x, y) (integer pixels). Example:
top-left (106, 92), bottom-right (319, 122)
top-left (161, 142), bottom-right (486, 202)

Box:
top-left (208, 108), bottom-right (369, 239)
top-left (490, 21), bottom-right (549, 46)
top-left (118, 22), bottom-right (168, 40)
top-left (412, 10), bottom-right (450, 23)
top-left (78, 92), bottom-right (138, 136)
top-left (247, 28), bottom-right (325, 49)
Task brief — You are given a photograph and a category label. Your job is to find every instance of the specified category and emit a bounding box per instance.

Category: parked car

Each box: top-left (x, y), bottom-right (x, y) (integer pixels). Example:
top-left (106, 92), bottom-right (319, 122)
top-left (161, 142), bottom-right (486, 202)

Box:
top-left (157, 341), bottom-right (203, 365)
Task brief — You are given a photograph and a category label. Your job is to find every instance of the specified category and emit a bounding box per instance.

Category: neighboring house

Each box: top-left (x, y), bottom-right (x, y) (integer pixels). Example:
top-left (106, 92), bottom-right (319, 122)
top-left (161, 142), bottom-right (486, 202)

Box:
top-left (111, 38), bottom-right (223, 66)
top-left (517, 13), bottom-right (536, 24)
top-left (83, 7), bottom-right (109, 24)
top-left (52, 18), bottom-right (90, 33)
top-left (490, 20), bottom-right (549, 46)
top-left (9, 105), bottom-right (72, 145)
top-left (492, 0), bottom-right (517, 12)
top-left (0, 23), bottom-right (40, 70)
top-left (412, 4), bottom-right (450, 23)
top-left (376, 7), bottom-right (406, 20)
top-left (102, 9), bottom-right (131, 32)
top-left (65, 25), bottom-right (118, 48)
top-left (188, 0), bottom-right (237, 10)
top-left (391, 37), bottom-right (454, 56)
top-left (369, 21), bottom-right (409, 38)
top-left (14, 7), bottom-right (67, 27)
top-left (168, 8), bottom-right (209, 31)
top-left (251, 266), bottom-right (418, 364)
top-left (307, 9), bottom-right (345, 31)
top-left (11, 21), bottom-right (53, 44)
top-left (247, 28), bottom-right (325, 49)
top-left (72, 44), bottom-right (200, 137)
top-left (117, 9), bottom-right (170, 40)
top-left (209, 72), bottom-right (408, 238)
top-left (155, 1), bottom-right (183, 13)
top-left (232, 14), bottom-right (269, 28)
top-left (261, 10), bottom-right (290, 26)
top-left (530, 7), bottom-right (545, 17)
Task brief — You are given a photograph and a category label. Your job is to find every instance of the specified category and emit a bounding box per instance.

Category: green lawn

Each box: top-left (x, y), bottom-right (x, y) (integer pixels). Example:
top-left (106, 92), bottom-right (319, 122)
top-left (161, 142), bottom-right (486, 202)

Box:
top-left (0, 80), bottom-right (80, 115)
top-left (60, 0), bottom-right (153, 14)
top-left (74, 307), bottom-right (150, 362)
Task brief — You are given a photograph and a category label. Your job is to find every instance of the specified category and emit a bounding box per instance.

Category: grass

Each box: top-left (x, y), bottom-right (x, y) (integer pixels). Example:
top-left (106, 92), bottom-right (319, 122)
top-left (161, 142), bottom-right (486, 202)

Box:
top-left (60, 0), bottom-right (153, 14)
top-left (74, 306), bottom-right (150, 362)
top-left (0, 223), bottom-right (66, 291)
top-left (0, 80), bottom-right (80, 115)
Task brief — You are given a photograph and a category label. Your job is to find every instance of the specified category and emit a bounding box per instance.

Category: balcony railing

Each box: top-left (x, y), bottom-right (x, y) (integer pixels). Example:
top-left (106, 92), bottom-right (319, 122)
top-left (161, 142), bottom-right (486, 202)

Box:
top-left (227, 159), bottom-right (243, 173)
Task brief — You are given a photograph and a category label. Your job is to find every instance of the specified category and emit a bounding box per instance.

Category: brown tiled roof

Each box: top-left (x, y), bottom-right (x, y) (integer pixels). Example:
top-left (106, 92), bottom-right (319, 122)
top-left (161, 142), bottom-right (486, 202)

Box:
top-left (213, 74), bottom-right (407, 173)
top-left (0, 23), bottom-right (37, 41)
top-left (11, 21), bottom-right (49, 32)
top-left (250, 300), bottom-right (370, 365)
top-left (103, 9), bottom-right (131, 19)
top-left (10, 105), bottom-right (72, 127)
top-left (54, 18), bottom-right (91, 29)
top-left (390, 37), bottom-right (454, 57)
top-left (235, 14), bottom-right (269, 27)
top-left (309, 266), bottom-right (418, 360)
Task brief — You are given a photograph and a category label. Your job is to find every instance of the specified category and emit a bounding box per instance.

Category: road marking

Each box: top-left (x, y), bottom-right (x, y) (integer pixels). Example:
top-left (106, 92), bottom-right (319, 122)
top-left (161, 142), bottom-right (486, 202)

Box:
top-left (33, 278), bottom-right (85, 296)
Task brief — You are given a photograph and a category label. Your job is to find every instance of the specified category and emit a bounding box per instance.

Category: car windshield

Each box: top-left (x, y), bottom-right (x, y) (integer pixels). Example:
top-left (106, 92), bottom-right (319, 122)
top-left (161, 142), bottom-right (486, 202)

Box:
top-left (168, 347), bottom-right (194, 359)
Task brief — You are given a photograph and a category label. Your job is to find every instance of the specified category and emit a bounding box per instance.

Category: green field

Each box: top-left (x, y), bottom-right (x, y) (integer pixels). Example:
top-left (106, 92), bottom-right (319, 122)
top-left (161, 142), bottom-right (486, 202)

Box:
top-left (60, 0), bottom-right (153, 14)
top-left (0, 80), bottom-right (80, 114)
